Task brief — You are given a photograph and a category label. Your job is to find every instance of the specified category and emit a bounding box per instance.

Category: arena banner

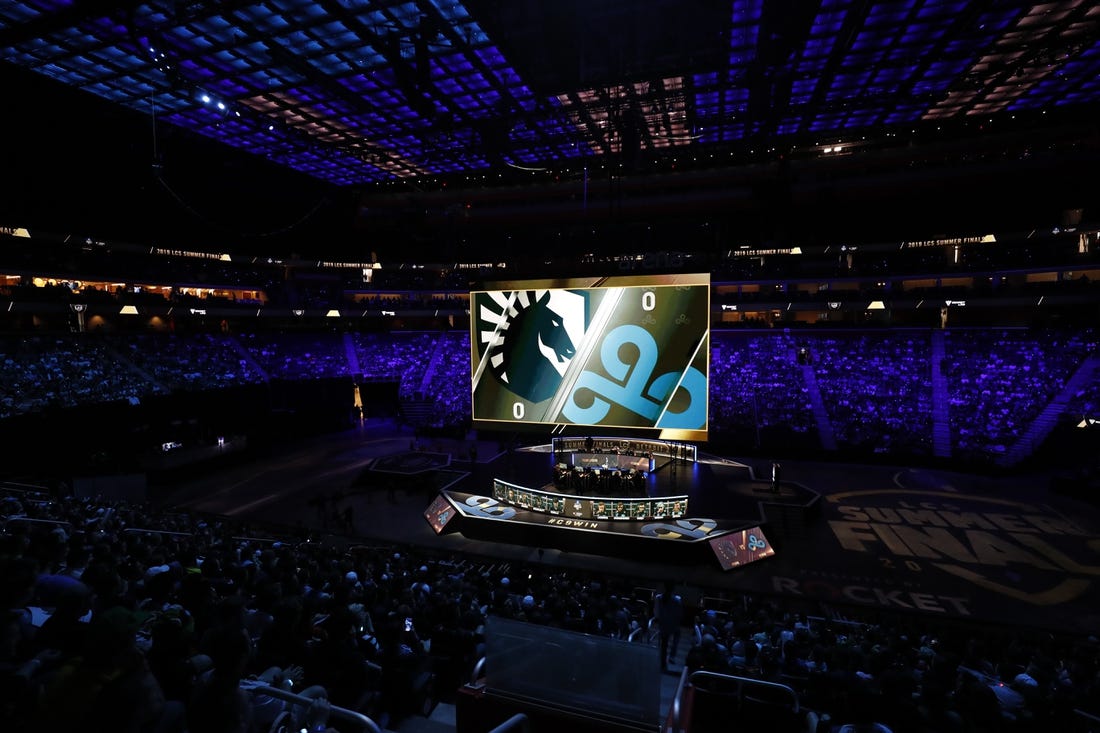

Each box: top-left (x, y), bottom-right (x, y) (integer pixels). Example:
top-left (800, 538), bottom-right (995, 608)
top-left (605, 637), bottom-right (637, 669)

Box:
top-left (764, 488), bottom-right (1100, 633)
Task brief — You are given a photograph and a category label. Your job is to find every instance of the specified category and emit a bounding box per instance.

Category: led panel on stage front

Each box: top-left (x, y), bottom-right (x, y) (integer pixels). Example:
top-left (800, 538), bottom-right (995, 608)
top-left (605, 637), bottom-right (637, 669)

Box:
top-left (470, 273), bottom-right (709, 441)
top-left (424, 493), bottom-right (458, 534)
top-left (708, 525), bottom-right (776, 571)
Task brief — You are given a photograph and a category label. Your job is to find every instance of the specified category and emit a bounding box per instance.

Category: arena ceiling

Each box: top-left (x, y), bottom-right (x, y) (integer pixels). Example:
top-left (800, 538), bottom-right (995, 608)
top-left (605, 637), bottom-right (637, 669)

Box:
top-left (3, 0), bottom-right (1099, 189)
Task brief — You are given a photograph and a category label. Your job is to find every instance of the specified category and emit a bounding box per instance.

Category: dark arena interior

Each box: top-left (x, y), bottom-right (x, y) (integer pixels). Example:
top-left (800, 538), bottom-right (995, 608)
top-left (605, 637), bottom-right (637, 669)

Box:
top-left (3, 2), bottom-right (1100, 733)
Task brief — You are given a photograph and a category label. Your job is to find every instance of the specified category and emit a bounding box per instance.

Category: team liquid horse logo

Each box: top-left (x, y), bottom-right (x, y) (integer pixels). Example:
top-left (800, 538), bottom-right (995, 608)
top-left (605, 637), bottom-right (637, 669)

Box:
top-left (477, 290), bottom-right (580, 403)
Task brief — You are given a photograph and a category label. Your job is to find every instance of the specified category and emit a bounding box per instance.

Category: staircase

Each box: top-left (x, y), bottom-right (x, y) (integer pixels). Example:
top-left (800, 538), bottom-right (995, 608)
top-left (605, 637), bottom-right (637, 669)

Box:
top-left (102, 342), bottom-right (164, 393)
top-left (930, 330), bottom-right (952, 459)
top-left (998, 356), bottom-right (1100, 468)
top-left (418, 336), bottom-right (447, 395)
top-left (400, 396), bottom-right (437, 427)
top-left (800, 365), bottom-right (838, 451)
top-left (228, 336), bottom-right (269, 381)
top-left (343, 333), bottom-right (362, 377)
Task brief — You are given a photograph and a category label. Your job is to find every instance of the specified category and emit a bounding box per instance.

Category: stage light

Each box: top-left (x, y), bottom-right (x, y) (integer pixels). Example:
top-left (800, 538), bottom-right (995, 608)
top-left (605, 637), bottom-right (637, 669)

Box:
top-left (201, 94), bottom-right (211, 104)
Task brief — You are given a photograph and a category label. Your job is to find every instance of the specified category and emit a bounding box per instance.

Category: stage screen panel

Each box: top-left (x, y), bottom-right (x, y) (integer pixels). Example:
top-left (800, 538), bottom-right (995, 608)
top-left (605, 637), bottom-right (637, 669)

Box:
top-left (708, 526), bottom-right (776, 571)
top-left (424, 494), bottom-right (458, 535)
top-left (470, 274), bottom-right (709, 440)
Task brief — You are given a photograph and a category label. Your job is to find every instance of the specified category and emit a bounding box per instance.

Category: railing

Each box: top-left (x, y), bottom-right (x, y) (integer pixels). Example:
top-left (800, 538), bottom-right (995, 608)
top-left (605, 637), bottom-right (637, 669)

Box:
top-left (487, 713), bottom-right (530, 733)
top-left (231, 535), bottom-right (286, 544)
top-left (2, 517), bottom-right (72, 529)
top-left (629, 617), bottom-right (660, 644)
top-left (1074, 708), bottom-right (1100, 726)
top-left (688, 671), bottom-right (799, 713)
top-left (241, 683), bottom-right (381, 733)
top-left (668, 669), bottom-right (800, 730)
top-left (123, 528), bottom-right (193, 538)
top-left (667, 666), bottom-right (692, 733)
top-left (806, 613), bottom-right (864, 628)
top-left (470, 656), bottom-right (486, 685)
top-left (122, 527), bottom-right (290, 545)
top-left (0, 481), bottom-right (50, 495)
top-left (629, 620), bottom-right (651, 642)
top-left (348, 543), bottom-right (397, 554)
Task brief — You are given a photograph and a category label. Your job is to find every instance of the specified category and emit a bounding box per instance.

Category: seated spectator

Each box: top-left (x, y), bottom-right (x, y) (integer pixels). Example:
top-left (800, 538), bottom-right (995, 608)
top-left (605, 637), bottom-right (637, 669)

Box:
top-left (188, 621), bottom-right (254, 733)
top-left (40, 605), bottom-right (171, 733)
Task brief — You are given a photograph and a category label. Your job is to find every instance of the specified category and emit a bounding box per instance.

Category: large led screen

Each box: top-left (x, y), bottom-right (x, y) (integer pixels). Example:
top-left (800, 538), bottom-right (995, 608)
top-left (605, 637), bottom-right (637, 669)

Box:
top-left (470, 274), bottom-right (709, 440)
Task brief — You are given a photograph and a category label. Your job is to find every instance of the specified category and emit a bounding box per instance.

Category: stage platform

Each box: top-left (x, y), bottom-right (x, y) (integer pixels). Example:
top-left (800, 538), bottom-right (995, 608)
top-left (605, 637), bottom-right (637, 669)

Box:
top-left (157, 419), bottom-right (1100, 637)
top-left (493, 443), bottom-right (815, 522)
top-left (344, 437), bottom-right (817, 568)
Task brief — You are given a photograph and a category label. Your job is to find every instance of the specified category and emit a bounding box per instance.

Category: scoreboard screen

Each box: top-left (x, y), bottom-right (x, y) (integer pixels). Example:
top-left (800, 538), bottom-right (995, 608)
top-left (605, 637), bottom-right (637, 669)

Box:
top-left (470, 273), bottom-right (709, 441)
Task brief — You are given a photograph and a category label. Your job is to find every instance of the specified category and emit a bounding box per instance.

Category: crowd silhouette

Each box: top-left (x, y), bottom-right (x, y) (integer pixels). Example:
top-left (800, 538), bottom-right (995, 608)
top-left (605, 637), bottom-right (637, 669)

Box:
top-left (2, 485), bottom-right (1099, 733)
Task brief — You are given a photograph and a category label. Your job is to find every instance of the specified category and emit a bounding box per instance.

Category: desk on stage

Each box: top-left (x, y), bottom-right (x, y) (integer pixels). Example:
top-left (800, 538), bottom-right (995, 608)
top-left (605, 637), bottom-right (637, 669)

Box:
top-left (425, 488), bottom-right (752, 567)
top-left (569, 452), bottom-right (653, 472)
top-left (553, 459), bottom-right (649, 496)
top-left (493, 478), bottom-right (688, 522)
top-left (551, 436), bottom-right (697, 464)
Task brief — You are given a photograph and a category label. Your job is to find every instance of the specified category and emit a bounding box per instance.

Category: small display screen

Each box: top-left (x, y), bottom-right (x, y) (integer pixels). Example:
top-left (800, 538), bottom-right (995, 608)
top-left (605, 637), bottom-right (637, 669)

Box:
top-left (424, 494), bottom-right (457, 534)
top-left (709, 526), bottom-right (776, 570)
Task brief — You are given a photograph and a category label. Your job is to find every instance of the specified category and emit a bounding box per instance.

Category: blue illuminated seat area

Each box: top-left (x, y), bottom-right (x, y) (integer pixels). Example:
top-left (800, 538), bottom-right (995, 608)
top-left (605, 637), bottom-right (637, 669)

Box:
top-left (0, 326), bottom-right (1097, 468)
top-left (943, 328), bottom-right (1096, 462)
top-left (811, 332), bottom-right (934, 456)
top-left (709, 332), bottom-right (817, 440)
top-left (350, 330), bottom-right (438, 395)
top-left (237, 329), bottom-right (352, 380)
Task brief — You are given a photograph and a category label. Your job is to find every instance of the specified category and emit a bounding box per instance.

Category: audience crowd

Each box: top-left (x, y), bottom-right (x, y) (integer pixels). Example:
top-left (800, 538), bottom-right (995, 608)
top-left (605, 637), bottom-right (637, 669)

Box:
top-left (122, 333), bottom-right (266, 393)
top-left (1, 485), bottom-right (1098, 733)
top-left (419, 333), bottom-right (472, 431)
top-left (349, 332), bottom-right (438, 398)
top-left (238, 331), bottom-right (353, 382)
top-left (0, 335), bottom-right (153, 417)
top-left (943, 329), bottom-right (1096, 461)
top-left (2, 328), bottom-right (1098, 465)
top-left (811, 333), bottom-right (934, 456)
top-left (681, 597), bottom-right (1100, 733)
top-left (708, 333), bottom-right (817, 441)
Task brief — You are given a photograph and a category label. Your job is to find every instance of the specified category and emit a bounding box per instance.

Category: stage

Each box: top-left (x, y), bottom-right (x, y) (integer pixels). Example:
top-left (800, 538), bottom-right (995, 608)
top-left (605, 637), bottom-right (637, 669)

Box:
top-left (157, 418), bottom-right (1100, 637)
top-left (413, 441), bottom-right (817, 568)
